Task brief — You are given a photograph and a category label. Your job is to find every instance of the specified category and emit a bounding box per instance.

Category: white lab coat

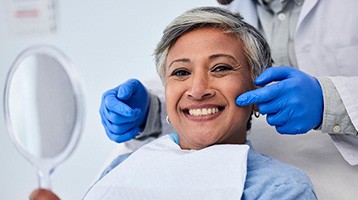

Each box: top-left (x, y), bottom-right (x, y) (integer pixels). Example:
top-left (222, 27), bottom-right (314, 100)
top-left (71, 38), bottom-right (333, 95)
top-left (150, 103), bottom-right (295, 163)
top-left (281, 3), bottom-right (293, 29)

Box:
top-left (223, 0), bottom-right (358, 165)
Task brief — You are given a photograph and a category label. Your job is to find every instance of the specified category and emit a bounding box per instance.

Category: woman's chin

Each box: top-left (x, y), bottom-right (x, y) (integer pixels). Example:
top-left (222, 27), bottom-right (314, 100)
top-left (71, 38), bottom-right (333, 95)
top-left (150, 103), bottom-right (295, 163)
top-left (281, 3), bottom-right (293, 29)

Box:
top-left (179, 136), bottom-right (215, 150)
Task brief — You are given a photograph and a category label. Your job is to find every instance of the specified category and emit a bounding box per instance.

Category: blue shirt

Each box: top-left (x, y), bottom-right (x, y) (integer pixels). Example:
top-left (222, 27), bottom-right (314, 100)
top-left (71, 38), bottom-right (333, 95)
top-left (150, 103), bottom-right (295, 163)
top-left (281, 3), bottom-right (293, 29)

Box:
top-left (99, 134), bottom-right (317, 199)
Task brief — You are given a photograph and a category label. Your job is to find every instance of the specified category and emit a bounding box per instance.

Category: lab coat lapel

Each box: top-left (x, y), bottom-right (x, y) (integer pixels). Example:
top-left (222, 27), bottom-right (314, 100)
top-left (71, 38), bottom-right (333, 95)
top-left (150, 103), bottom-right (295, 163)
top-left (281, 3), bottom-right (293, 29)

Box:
top-left (296, 0), bottom-right (318, 33)
top-left (236, 0), bottom-right (258, 28)
top-left (220, 0), bottom-right (259, 28)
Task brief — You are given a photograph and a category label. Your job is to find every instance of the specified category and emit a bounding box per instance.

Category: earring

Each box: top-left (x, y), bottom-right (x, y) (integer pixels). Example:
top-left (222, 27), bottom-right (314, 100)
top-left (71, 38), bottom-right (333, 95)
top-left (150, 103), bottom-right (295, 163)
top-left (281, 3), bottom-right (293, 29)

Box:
top-left (254, 111), bottom-right (260, 118)
top-left (166, 116), bottom-right (171, 124)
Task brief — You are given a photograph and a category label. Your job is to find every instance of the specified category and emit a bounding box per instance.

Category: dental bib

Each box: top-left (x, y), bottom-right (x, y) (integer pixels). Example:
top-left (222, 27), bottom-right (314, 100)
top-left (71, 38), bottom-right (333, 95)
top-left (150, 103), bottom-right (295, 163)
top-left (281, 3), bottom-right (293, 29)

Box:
top-left (84, 134), bottom-right (249, 200)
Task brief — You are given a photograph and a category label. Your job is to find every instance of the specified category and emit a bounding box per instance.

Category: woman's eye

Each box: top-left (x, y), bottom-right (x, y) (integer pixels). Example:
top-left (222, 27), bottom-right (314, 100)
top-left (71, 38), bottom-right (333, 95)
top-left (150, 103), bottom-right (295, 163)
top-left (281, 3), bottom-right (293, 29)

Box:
top-left (212, 65), bottom-right (233, 73)
top-left (171, 69), bottom-right (190, 77)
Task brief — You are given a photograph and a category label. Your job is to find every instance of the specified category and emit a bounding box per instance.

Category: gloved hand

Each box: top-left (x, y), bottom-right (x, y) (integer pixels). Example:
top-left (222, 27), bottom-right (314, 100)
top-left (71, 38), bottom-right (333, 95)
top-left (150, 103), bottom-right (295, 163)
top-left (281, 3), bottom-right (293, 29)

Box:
top-left (236, 66), bottom-right (323, 134)
top-left (100, 79), bottom-right (150, 143)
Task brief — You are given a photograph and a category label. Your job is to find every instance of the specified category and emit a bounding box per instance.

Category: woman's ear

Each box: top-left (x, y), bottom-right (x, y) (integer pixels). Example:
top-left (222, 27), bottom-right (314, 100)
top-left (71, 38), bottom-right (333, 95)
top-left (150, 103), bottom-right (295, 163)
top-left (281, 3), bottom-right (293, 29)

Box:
top-left (252, 104), bottom-right (258, 112)
top-left (252, 104), bottom-right (260, 118)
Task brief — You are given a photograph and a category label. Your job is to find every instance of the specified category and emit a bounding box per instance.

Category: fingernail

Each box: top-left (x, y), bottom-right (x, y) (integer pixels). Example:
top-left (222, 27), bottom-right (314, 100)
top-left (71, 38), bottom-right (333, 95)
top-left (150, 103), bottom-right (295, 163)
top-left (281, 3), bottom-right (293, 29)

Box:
top-left (134, 109), bottom-right (142, 117)
top-left (117, 87), bottom-right (125, 98)
top-left (254, 77), bottom-right (263, 85)
top-left (236, 96), bottom-right (247, 105)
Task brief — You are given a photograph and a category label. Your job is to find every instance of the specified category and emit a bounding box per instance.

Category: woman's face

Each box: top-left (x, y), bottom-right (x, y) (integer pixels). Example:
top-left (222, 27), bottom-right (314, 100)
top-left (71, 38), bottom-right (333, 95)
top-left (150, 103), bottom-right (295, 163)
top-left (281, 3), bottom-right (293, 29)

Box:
top-left (164, 28), bottom-right (254, 150)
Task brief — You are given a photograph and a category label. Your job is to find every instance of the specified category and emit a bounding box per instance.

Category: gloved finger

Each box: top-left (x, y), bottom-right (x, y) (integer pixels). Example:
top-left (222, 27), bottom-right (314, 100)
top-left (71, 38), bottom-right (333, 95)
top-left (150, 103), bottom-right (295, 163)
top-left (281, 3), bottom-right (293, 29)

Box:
top-left (266, 109), bottom-right (291, 127)
top-left (107, 127), bottom-right (140, 143)
top-left (275, 124), bottom-right (306, 135)
top-left (108, 109), bottom-right (141, 124)
top-left (116, 79), bottom-right (142, 100)
top-left (236, 82), bottom-right (283, 106)
top-left (101, 103), bottom-right (141, 124)
top-left (276, 115), bottom-right (312, 134)
top-left (257, 97), bottom-right (286, 115)
top-left (102, 89), bottom-right (136, 117)
top-left (101, 116), bottom-right (137, 136)
top-left (254, 66), bottom-right (293, 86)
top-left (104, 95), bottom-right (140, 118)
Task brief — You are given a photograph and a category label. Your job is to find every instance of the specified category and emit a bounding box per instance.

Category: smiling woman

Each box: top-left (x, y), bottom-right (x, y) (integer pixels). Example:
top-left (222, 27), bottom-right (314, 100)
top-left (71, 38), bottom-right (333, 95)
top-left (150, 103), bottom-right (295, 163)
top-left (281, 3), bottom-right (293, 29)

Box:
top-left (164, 28), bottom-right (253, 150)
top-left (83, 7), bottom-right (317, 200)
top-left (154, 7), bottom-right (271, 151)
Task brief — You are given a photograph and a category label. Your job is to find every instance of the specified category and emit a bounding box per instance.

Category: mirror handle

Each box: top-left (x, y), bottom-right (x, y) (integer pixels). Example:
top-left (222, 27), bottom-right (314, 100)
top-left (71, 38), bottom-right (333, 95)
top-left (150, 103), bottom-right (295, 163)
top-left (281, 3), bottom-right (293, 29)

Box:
top-left (36, 166), bottom-right (53, 189)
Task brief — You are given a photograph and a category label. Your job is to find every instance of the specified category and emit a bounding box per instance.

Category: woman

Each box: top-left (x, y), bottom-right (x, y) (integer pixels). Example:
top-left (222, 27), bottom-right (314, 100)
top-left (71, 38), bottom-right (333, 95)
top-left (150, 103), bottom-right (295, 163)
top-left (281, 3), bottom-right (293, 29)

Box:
top-left (32, 7), bottom-right (317, 200)
top-left (84, 7), bottom-right (316, 200)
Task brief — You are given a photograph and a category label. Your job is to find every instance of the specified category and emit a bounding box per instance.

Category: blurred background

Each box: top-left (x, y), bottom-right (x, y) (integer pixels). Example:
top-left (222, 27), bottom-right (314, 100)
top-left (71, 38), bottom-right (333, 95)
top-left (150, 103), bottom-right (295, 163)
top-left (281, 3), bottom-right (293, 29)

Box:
top-left (0, 0), bottom-right (218, 199)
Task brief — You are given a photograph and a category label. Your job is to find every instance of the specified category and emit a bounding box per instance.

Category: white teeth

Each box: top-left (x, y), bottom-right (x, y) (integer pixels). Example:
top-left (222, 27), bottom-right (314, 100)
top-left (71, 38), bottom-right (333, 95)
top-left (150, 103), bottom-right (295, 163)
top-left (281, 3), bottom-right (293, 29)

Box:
top-left (188, 108), bottom-right (219, 116)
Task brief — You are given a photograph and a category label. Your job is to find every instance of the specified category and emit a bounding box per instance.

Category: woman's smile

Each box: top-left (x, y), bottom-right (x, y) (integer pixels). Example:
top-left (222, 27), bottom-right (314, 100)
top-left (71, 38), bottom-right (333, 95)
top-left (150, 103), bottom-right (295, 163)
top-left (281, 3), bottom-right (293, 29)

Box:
top-left (182, 104), bottom-right (224, 119)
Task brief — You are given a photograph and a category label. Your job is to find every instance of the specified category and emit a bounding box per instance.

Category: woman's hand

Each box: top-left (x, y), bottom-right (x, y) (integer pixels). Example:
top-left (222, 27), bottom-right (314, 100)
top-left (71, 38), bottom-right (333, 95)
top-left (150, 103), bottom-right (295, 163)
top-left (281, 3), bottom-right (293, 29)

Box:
top-left (29, 189), bottom-right (60, 200)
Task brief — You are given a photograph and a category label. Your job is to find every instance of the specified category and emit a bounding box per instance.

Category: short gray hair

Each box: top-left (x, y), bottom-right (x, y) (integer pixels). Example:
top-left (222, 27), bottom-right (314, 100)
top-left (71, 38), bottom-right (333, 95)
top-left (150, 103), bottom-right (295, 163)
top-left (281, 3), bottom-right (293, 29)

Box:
top-left (154, 6), bottom-right (272, 82)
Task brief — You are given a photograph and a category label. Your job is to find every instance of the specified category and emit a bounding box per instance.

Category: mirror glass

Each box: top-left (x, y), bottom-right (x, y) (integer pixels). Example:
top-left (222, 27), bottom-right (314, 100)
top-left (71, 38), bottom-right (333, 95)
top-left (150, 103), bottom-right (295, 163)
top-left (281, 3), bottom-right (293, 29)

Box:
top-left (4, 45), bottom-right (85, 189)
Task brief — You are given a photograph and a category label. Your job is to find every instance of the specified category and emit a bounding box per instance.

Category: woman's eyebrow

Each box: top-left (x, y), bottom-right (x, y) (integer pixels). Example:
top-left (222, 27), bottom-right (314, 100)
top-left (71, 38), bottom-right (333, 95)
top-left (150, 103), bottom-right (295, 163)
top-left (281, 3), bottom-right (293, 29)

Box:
top-left (209, 54), bottom-right (239, 63)
top-left (168, 54), bottom-right (239, 68)
top-left (168, 58), bottom-right (190, 68)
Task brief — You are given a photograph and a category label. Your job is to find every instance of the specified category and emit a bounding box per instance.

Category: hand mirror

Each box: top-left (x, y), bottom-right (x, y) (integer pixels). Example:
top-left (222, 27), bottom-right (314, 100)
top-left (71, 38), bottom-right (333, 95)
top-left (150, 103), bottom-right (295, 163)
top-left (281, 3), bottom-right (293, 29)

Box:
top-left (3, 45), bottom-right (85, 189)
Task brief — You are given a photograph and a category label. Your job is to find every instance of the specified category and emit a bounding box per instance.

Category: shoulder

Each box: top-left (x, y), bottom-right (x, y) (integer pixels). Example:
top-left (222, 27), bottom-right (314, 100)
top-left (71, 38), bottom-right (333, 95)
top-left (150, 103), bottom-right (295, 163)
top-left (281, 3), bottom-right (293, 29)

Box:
top-left (243, 148), bottom-right (317, 199)
top-left (246, 149), bottom-right (310, 184)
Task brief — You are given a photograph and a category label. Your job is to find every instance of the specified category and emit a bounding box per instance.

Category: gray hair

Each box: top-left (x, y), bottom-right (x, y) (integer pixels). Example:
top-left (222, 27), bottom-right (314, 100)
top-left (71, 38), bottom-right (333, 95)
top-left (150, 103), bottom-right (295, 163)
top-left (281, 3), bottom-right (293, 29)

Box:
top-left (154, 6), bottom-right (272, 82)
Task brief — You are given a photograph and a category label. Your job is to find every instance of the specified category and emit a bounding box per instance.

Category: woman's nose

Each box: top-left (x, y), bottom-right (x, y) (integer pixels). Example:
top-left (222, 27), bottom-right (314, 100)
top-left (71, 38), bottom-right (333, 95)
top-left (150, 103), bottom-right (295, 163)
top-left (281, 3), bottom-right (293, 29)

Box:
top-left (187, 74), bottom-right (215, 100)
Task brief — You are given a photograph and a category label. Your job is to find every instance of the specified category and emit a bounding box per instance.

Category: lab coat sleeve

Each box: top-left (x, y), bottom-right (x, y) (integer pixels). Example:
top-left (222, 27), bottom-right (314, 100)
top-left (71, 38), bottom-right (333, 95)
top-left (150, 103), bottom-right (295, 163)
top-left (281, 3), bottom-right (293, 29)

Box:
top-left (135, 92), bottom-right (162, 139)
top-left (124, 78), bottom-right (175, 152)
top-left (123, 92), bottom-right (163, 152)
top-left (318, 76), bottom-right (358, 165)
top-left (317, 77), bottom-right (357, 135)
top-left (133, 78), bottom-right (166, 140)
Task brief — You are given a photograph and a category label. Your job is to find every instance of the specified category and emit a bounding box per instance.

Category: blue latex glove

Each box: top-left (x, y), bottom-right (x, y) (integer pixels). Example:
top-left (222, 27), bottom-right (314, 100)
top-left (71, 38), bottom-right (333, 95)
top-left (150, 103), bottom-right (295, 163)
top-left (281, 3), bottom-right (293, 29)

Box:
top-left (100, 79), bottom-right (150, 143)
top-left (236, 67), bottom-right (323, 134)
